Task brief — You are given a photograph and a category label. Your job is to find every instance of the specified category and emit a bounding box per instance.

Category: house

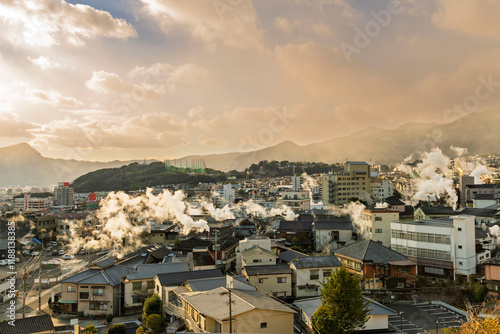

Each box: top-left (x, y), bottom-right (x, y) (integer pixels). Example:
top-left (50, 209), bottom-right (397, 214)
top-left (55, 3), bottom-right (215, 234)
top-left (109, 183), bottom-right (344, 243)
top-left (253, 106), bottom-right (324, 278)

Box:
top-left (278, 249), bottom-right (308, 264)
top-left (242, 264), bottom-right (293, 298)
top-left (166, 286), bottom-right (295, 333)
top-left (289, 256), bottom-right (341, 299)
top-left (143, 223), bottom-right (179, 246)
top-left (384, 195), bottom-right (406, 213)
top-left (277, 220), bottom-right (314, 250)
top-left (484, 253), bottom-right (500, 297)
top-left (313, 216), bottom-right (353, 252)
top-left (459, 207), bottom-right (500, 227)
top-left (173, 236), bottom-right (211, 255)
top-left (334, 239), bottom-right (416, 289)
top-left (123, 262), bottom-right (189, 309)
top-left (188, 248), bottom-right (217, 271)
top-left (294, 297), bottom-right (396, 333)
top-left (391, 215), bottom-right (485, 279)
top-left (207, 235), bottom-right (239, 270)
top-left (413, 206), bottom-right (457, 221)
top-left (0, 314), bottom-right (55, 334)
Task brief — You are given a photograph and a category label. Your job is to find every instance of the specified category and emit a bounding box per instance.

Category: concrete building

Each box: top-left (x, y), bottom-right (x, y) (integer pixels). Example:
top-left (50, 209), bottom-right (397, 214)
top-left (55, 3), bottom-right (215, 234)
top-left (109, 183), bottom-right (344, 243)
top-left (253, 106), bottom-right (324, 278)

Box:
top-left (313, 216), bottom-right (353, 252)
top-left (372, 180), bottom-right (394, 202)
top-left (277, 189), bottom-right (311, 211)
top-left (212, 184), bottom-right (236, 206)
top-left (54, 182), bottom-right (74, 207)
top-left (359, 209), bottom-right (399, 247)
top-left (321, 162), bottom-right (372, 206)
top-left (391, 215), bottom-right (485, 279)
top-left (14, 194), bottom-right (51, 212)
top-left (463, 184), bottom-right (500, 208)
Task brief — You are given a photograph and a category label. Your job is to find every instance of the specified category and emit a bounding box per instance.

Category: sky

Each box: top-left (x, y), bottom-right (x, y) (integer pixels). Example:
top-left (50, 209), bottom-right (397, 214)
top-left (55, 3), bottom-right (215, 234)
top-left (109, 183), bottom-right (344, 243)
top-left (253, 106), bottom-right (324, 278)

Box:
top-left (1, 0), bottom-right (500, 162)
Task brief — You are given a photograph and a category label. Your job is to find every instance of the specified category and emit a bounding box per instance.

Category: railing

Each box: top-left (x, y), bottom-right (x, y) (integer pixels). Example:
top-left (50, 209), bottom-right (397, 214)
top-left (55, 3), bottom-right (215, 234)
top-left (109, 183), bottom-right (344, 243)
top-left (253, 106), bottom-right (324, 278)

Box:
top-left (164, 302), bottom-right (203, 333)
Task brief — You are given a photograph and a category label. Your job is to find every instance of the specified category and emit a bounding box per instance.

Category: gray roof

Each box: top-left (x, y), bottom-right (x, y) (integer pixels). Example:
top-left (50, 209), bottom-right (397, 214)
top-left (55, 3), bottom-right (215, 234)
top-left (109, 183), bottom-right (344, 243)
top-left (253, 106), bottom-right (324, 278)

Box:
top-left (278, 220), bottom-right (313, 231)
top-left (314, 219), bottom-right (353, 231)
top-left (466, 184), bottom-right (497, 189)
top-left (294, 297), bottom-right (395, 319)
top-left (476, 228), bottom-right (489, 239)
top-left (347, 161), bottom-right (368, 165)
top-left (95, 258), bottom-right (115, 268)
top-left (416, 206), bottom-right (457, 216)
top-left (474, 193), bottom-right (495, 200)
top-left (127, 262), bottom-right (189, 280)
top-left (0, 314), bottom-right (54, 334)
top-left (279, 249), bottom-right (309, 263)
top-left (156, 268), bottom-right (223, 286)
top-left (291, 256), bottom-right (341, 269)
top-left (460, 207), bottom-right (499, 218)
top-left (334, 239), bottom-right (407, 264)
top-left (240, 246), bottom-right (277, 259)
top-left (244, 264), bottom-right (293, 276)
top-left (62, 265), bottom-right (134, 286)
top-left (186, 276), bottom-right (251, 292)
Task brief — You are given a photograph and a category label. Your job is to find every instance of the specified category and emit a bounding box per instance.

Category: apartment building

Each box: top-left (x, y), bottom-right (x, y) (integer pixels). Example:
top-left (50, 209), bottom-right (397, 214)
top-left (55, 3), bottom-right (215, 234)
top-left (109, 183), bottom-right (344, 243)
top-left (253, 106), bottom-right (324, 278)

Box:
top-left (14, 195), bottom-right (51, 212)
top-left (321, 162), bottom-right (371, 206)
top-left (277, 189), bottom-right (311, 211)
top-left (372, 180), bottom-right (394, 202)
top-left (391, 215), bottom-right (485, 279)
top-left (212, 184), bottom-right (236, 206)
top-left (359, 208), bottom-right (399, 247)
top-left (54, 182), bottom-right (74, 207)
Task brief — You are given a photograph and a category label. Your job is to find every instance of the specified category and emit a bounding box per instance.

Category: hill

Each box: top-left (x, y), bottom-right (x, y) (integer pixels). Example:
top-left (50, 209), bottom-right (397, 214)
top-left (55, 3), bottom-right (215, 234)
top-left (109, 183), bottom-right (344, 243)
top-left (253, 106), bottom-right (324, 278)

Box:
top-left (71, 161), bottom-right (227, 192)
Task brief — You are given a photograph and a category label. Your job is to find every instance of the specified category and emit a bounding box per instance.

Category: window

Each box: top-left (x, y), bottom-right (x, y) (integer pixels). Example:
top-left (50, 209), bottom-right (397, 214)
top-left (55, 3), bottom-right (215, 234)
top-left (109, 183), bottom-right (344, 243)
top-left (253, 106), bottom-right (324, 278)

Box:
top-left (459, 261), bottom-right (463, 266)
top-left (67, 286), bottom-right (76, 292)
top-left (458, 245), bottom-right (462, 249)
top-left (147, 281), bottom-right (154, 289)
top-left (375, 229), bottom-right (382, 233)
top-left (260, 323), bottom-right (267, 328)
top-left (93, 287), bottom-right (104, 296)
top-left (253, 259), bottom-right (262, 263)
top-left (375, 217), bottom-right (382, 221)
top-left (323, 270), bottom-right (331, 278)
top-left (132, 297), bottom-right (142, 304)
top-left (310, 270), bottom-right (319, 280)
top-left (79, 292), bottom-right (89, 300)
top-left (258, 278), bottom-right (264, 284)
top-left (89, 301), bottom-right (108, 310)
top-left (458, 227), bottom-right (462, 231)
top-left (80, 286), bottom-right (88, 289)
top-left (277, 277), bottom-right (286, 283)
top-left (133, 282), bottom-right (142, 291)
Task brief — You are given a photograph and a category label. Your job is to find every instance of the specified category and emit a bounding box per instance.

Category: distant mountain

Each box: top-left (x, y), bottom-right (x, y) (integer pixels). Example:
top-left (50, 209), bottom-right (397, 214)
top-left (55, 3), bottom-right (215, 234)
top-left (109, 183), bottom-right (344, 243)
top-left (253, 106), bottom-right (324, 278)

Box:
top-left (184, 108), bottom-right (500, 170)
top-left (0, 143), bottom-right (140, 187)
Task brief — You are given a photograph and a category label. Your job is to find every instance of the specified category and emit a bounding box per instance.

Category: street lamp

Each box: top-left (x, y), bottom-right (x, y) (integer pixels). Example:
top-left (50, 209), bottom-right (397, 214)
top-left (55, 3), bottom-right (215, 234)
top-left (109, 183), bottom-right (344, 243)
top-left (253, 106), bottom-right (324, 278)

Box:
top-left (399, 311), bottom-right (404, 334)
top-left (436, 319), bottom-right (439, 334)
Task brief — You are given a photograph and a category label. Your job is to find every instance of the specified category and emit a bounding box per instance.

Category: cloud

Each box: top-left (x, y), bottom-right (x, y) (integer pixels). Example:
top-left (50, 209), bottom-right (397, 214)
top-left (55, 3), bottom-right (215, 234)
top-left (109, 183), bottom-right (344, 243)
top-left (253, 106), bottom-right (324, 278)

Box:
top-left (188, 106), bottom-right (205, 118)
top-left (139, 0), bottom-right (264, 51)
top-left (275, 17), bottom-right (332, 36)
top-left (0, 0), bottom-right (136, 47)
top-left (30, 112), bottom-right (187, 149)
top-left (85, 71), bottom-right (159, 99)
top-left (0, 113), bottom-right (34, 138)
top-left (433, 0), bottom-right (500, 39)
top-left (26, 88), bottom-right (84, 108)
top-left (27, 55), bottom-right (64, 71)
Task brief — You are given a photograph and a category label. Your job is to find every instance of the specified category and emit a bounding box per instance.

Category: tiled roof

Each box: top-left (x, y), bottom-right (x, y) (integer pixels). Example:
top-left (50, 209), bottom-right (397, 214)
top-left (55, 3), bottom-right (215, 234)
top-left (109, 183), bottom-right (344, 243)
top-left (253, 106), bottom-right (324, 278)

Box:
top-left (278, 249), bottom-right (308, 263)
top-left (278, 220), bottom-right (313, 231)
top-left (0, 314), bottom-right (54, 334)
top-left (126, 263), bottom-right (189, 280)
top-left (243, 264), bottom-right (293, 276)
top-left (460, 207), bottom-right (499, 218)
top-left (156, 268), bottom-right (223, 286)
top-left (416, 206), bottom-right (457, 216)
top-left (334, 239), bottom-right (407, 264)
top-left (291, 255), bottom-right (341, 269)
top-left (294, 297), bottom-right (395, 319)
top-left (240, 246), bottom-right (277, 259)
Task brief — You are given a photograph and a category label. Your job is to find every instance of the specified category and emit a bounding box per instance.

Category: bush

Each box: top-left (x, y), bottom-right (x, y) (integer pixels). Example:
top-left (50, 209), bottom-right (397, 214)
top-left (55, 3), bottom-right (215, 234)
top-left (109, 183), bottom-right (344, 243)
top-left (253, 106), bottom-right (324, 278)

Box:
top-left (83, 325), bottom-right (97, 334)
top-left (106, 313), bottom-right (113, 324)
top-left (142, 294), bottom-right (162, 321)
top-left (136, 327), bottom-right (146, 334)
top-left (145, 314), bottom-right (164, 334)
top-left (107, 323), bottom-right (126, 334)
top-left (78, 311), bottom-right (85, 317)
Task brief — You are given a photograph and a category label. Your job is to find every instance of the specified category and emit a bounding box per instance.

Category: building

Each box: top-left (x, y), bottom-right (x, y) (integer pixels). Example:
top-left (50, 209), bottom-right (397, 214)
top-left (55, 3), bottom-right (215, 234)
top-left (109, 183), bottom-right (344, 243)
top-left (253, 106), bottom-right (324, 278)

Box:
top-left (372, 180), bottom-right (394, 202)
top-left (212, 184), bottom-right (236, 206)
top-left (86, 193), bottom-right (100, 211)
top-left (289, 256), bottom-right (341, 298)
top-left (334, 239), bottom-right (416, 290)
top-left (166, 286), bottom-right (295, 333)
top-left (321, 162), bottom-right (372, 206)
top-left (242, 264), bottom-right (293, 298)
top-left (54, 182), bottom-right (74, 207)
top-left (313, 216), bottom-right (353, 252)
top-left (294, 297), bottom-right (396, 333)
top-left (143, 223), bottom-right (179, 246)
top-left (14, 195), bottom-right (51, 212)
top-left (0, 314), bottom-right (55, 334)
top-left (391, 215), bottom-right (485, 279)
top-left (484, 254), bottom-right (500, 297)
top-left (277, 189), bottom-right (311, 211)
top-left (276, 220), bottom-right (314, 250)
top-left (359, 208), bottom-right (399, 247)
top-left (463, 184), bottom-right (500, 208)
top-left (413, 206), bottom-right (457, 221)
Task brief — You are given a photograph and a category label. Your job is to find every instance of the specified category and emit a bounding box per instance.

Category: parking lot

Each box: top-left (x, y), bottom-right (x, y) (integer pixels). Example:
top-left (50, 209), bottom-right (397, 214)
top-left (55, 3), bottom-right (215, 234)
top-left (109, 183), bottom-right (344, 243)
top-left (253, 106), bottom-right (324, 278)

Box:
top-left (388, 303), bottom-right (467, 334)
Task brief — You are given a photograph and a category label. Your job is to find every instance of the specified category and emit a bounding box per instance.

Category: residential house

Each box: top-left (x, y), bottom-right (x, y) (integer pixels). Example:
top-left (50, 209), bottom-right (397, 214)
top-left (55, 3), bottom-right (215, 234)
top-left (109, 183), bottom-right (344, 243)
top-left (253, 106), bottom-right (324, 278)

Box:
top-left (313, 216), bottom-right (353, 252)
top-left (124, 262), bottom-right (188, 309)
top-left (166, 286), bottom-right (295, 333)
top-left (359, 208), bottom-right (399, 247)
top-left (294, 297), bottom-right (396, 333)
top-left (238, 246), bottom-right (277, 273)
top-left (143, 223), bottom-right (179, 246)
top-left (173, 236), bottom-right (211, 255)
top-left (242, 264), bottom-right (293, 298)
top-left (188, 248), bottom-right (217, 271)
top-left (391, 215), bottom-right (485, 279)
top-left (484, 253), bottom-right (500, 297)
top-left (413, 207), bottom-right (457, 221)
top-left (277, 189), bottom-right (311, 211)
top-left (278, 249), bottom-right (308, 264)
top-left (277, 220), bottom-right (314, 250)
top-left (384, 196), bottom-right (406, 213)
top-left (289, 256), bottom-right (341, 299)
top-left (334, 239), bottom-right (416, 290)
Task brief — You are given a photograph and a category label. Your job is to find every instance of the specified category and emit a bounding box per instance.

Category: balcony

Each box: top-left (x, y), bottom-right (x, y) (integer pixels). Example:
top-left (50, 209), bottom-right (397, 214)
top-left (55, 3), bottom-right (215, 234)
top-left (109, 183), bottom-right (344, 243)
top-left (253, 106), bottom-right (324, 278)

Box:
top-left (164, 302), bottom-right (203, 333)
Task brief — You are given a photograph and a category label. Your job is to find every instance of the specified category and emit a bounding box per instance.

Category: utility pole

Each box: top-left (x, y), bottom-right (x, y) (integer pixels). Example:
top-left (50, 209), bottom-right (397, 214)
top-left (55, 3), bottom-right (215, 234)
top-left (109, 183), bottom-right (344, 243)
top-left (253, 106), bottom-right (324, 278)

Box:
top-left (214, 230), bottom-right (219, 266)
top-left (38, 253), bottom-right (42, 311)
top-left (228, 288), bottom-right (233, 333)
top-left (22, 267), bottom-right (27, 318)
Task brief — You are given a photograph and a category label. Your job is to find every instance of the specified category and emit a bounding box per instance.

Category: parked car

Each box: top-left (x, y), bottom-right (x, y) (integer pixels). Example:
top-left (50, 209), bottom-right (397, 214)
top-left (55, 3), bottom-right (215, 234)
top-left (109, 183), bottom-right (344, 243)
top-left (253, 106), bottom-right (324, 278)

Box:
top-left (58, 249), bottom-right (65, 255)
top-left (78, 248), bottom-right (86, 255)
top-left (51, 250), bottom-right (59, 256)
top-left (45, 246), bottom-right (53, 252)
top-left (0, 260), bottom-right (8, 266)
top-left (48, 241), bottom-right (58, 247)
top-left (62, 254), bottom-right (72, 260)
top-left (31, 251), bottom-right (40, 256)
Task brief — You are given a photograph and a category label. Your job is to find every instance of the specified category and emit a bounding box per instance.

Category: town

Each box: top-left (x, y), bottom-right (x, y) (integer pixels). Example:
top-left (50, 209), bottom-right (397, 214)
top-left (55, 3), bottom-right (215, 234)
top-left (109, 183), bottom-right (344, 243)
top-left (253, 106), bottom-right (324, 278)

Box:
top-left (1, 149), bottom-right (500, 334)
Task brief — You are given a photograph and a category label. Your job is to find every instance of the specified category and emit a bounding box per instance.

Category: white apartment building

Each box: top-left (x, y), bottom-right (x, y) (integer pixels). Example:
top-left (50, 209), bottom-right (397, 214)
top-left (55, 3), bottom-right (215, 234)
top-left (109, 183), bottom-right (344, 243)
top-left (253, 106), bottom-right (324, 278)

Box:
top-left (360, 209), bottom-right (399, 247)
top-left (277, 190), bottom-right (311, 211)
top-left (54, 182), bottom-right (74, 206)
top-left (371, 180), bottom-right (394, 202)
top-left (391, 215), bottom-right (484, 279)
top-left (212, 184), bottom-right (236, 206)
top-left (321, 162), bottom-right (372, 206)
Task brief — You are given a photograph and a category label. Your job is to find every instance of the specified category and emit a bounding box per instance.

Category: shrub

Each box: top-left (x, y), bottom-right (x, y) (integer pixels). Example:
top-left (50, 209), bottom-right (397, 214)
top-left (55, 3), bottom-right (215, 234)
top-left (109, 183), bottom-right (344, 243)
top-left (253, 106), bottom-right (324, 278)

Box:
top-left (107, 323), bottom-right (126, 334)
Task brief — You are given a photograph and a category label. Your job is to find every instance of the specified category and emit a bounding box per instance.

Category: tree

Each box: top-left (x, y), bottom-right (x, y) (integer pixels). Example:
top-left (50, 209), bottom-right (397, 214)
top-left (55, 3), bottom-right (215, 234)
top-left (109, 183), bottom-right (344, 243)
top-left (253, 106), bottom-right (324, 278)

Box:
top-left (312, 266), bottom-right (370, 334)
top-left (107, 323), bottom-right (126, 334)
top-left (146, 314), bottom-right (164, 334)
top-left (136, 327), bottom-right (146, 334)
top-left (142, 294), bottom-right (162, 321)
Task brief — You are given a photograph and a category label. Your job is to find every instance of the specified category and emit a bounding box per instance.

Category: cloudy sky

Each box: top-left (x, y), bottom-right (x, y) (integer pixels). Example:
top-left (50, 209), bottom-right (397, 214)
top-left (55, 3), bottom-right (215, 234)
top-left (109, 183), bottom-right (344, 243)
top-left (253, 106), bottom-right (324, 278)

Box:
top-left (1, 0), bottom-right (500, 161)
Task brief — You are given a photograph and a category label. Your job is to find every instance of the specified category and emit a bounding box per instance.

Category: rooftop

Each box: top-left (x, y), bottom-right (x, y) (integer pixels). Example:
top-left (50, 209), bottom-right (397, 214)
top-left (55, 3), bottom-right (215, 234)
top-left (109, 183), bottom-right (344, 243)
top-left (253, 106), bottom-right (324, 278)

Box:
top-left (334, 239), bottom-right (408, 264)
top-left (156, 268), bottom-right (223, 286)
top-left (244, 264), bottom-right (293, 276)
top-left (291, 255), bottom-right (341, 269)
top-left (0, 314), bottom-right (55, 334)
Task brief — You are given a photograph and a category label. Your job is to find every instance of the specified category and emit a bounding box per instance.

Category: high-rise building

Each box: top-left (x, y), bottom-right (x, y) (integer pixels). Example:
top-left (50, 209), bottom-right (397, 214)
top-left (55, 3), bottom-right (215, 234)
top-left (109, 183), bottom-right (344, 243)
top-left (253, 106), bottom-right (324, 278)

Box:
top-left (54, 182), bottom-right (74, 206)
top-left (321, 161), bottom-right (372, 205)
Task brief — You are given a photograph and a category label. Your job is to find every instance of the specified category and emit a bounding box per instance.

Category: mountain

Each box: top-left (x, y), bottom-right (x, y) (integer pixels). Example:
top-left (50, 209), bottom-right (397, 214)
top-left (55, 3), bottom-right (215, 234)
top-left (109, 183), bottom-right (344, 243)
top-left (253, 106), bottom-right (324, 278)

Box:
top-left (0, 143), bottom-right (141, 187)
top-left (183, 108), bottom-right (500, 170)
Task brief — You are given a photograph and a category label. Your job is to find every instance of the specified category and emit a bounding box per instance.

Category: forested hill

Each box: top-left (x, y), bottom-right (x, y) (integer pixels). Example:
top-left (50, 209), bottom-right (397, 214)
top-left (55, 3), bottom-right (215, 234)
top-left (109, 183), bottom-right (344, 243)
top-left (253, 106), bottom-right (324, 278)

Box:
top-left (71, 161), bottom-right (227, 192)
